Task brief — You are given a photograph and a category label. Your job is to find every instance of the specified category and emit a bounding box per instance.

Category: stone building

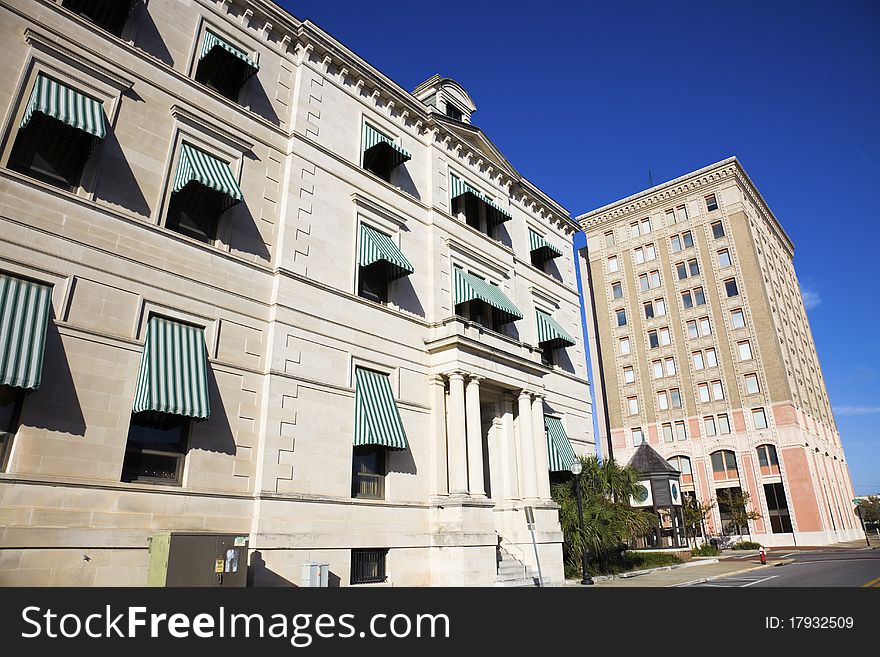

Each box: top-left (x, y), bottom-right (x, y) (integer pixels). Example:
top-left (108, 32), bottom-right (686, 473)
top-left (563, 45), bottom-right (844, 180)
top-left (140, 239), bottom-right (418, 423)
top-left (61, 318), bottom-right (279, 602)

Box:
top-left (0, 0), bottom-right (593, 586)
top-left (577, 157), bottom-right (862, 546)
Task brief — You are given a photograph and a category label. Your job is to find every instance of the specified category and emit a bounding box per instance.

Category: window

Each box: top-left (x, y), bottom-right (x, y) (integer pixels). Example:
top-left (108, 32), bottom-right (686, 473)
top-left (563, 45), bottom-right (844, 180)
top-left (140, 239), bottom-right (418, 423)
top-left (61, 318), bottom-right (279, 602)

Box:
top-left (363, 125), bottom-right (412, 184)
top-left (351, 549), bottom-right (388, 584)
top-left (730, 308), bottom-right (746, 328)
top-left (705, 194), bottom-right (718, 212)
top-left (724, 278), bottom-right (739, 297)
top-left (670, 389), bottom-right (682, 409)
top-left (445, 104), bottom-right (463, 120)
top-left (717, 486), bottom-right (745, 535)
top-left (682, 231), bottom-right (694, 248)
top-left (738, 341), bottom-right (753, 360)
top-left (658, 391), bottom-right (669, 410)
top-left (652, 360), bottom-right (663, 379)
top-left (619, 337), bottom-right (631, 355)
top-left (676, 258), bottom-right (700, 280)
top-left (692, 351), bottom-right (704, 370)
top-left (712, 380), bottom-right (724, 401)
top-left (711, 221), bottom-right (725, 239)
top-left (605, 231), bottom-right (615, 247)
top-left (681, 290), bottom-right (693, 309)
top-left (627, 397), bottom-right (639, 415)
top-left (644, 300), bottom-right (654, 318)
top-left (687, 320), bottom-right (698, 339)
top-left (659, 327), bottom-right (671, 346)
top-left (711, 450), bottom-right (738, 481)
top-left (670, 235), bottom-right (682, 253)
top-left (693, 287), bottom-right (706, 306)
top-left (642, 218), bottom-right (652, 234)
top-left (675, 420), bottom-right (687, 441)
top-left (675, 205), bottom-right (688, 223)
top-left (666, 209), bottom-right (676, 225)
top-left (352, 445), bottom-right (386, 499)
top-left (688, 259), bottom-right (700, 277)
top-left (623, 366), bottom-right (635, 384)
top-left (698, 383), bottom-right (710, 403)
top-left (676, 262), bottom-right (687, 280)
top-left (358, 261), bottom-right (390, 303)
top-left (744, 373), bottom-right (760, 395)
top-left (649, 270), bottom-right (661, 288)
top-left (616, 308), bottom-right (627, 327)
top-left (62, 0), bottom-right (130, 35)
top-left (665, 358), bottom-right (676, 376)
top-left (121, 415), bottom-right (190, 485)
top-left (648, 330), bottom-right (659, 348)
top-left (752, 407), bottom-right (768, 430)
top-left (705, 348), bottom-right (718, 368)
top-left (612, 282), bottom-right (623, 299)
top-left (704, 415), bottom-right (717, 437)
top-left (0, 387), bottom-right (24, 472)
top-left (608, 256), bottom-right (619, 273)
top-left (718, 413), bottom-right (731, 434)
top-left (756, 444), bottom-right (781, 476)
top-left (195, 31), bottom-right (260, 103)
top-left (764, 482), bottom-right (793, 533)
top-left (669, 455), bottom-right (693, 485)
top-left (645, 243), bottom-right (656, 260)
top-left (699, 317), bottom-right (711, 336)
top-left (718, 249), bottom-right (732, 268)
top-left (632, 427), bottom-right (645, 446)
top-left (662, 423), bottom-right (673, 442)
top-left (654, 299), bottom-right (666, 316)
top-left (630, 222), bottom-right (641, 238)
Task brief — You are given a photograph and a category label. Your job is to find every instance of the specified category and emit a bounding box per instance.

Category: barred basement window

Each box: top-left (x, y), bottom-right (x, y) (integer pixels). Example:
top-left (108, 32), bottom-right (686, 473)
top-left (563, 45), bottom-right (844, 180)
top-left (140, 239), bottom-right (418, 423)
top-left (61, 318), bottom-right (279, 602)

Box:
top-left (351, 549), bottom-right (388, 584)
top-left (62, 0), bottom-right (133, 37)
top-left (352, 445), bottom-right (386, 499)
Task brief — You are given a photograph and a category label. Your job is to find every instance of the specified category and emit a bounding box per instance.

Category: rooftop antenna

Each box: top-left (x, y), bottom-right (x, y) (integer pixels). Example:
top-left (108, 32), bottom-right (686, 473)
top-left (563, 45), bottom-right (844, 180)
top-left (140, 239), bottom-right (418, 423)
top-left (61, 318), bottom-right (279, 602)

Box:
top-left (648, 169), bottom-right (655, 187)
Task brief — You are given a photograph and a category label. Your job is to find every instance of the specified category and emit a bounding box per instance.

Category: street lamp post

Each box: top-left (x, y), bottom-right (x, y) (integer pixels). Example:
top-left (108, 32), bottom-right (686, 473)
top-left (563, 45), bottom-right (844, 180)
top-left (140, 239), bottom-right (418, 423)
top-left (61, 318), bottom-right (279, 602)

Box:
top-left (570, 459), bottom-right (594, 585)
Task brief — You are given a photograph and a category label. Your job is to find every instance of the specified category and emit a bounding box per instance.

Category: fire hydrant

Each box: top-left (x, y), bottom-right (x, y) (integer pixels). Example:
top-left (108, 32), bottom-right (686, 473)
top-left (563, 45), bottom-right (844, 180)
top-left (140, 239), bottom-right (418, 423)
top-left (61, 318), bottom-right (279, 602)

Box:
top-left (759, 546), bottom-right (766, 565)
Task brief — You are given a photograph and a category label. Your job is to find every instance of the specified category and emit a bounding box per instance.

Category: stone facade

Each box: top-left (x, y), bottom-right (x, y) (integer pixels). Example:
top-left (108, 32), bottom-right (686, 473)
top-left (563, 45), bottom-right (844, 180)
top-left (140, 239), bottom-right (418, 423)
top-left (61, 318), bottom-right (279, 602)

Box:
top-left (0, 0), bottom-right (593, 586)
top-left (577, 157), bottom-right (862, 547)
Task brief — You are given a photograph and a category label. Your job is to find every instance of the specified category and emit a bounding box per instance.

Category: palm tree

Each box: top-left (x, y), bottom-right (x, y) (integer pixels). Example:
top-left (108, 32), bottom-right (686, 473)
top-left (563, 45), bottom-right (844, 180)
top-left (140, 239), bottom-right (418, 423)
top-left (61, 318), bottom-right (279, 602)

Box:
top-left (552, 456), bottom-right (655, 574)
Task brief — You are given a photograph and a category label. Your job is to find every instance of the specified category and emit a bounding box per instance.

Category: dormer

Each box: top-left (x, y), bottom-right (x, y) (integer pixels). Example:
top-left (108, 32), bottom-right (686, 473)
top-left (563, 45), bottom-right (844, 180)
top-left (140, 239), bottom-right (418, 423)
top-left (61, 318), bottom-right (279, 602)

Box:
top-left (412, 75), bottom-right (477, 124)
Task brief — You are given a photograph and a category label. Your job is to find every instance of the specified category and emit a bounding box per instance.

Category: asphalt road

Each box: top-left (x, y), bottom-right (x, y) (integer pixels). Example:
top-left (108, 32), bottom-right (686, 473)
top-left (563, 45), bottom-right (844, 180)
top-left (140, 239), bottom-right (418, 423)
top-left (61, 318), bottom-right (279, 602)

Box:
top-left (682, 548), bottom-right (880, 587)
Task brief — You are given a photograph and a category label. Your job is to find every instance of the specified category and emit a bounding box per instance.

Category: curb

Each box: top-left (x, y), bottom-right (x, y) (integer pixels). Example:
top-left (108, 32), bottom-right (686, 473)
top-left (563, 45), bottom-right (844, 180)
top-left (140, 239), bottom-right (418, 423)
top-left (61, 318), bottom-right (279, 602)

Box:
top-left (578, 558), bottom-right (721, 583)
top-left (670, 558), bottom-right (795, 587)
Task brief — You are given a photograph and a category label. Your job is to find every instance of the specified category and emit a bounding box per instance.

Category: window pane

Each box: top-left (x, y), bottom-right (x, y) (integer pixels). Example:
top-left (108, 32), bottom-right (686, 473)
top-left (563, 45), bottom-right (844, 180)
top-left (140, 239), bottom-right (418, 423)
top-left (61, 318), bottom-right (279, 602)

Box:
top-left (675, 422), bottom-right (686, 440)
top-left (663, 424), bottom-right (673, 442)
top-left (671, 389), bottom-right (682, 408)
top-left (671, 236), bottom-right (681, 252)
top-left (605, 231), bottom-right (614, 247)
top-left (649, 331), bottom-right (659, 348)
top-left (706, 195), bottom-right (719, 212)
top-left (687, 321), bottom-right (698, 339)
top-left (675, 205), bottom-right (688, 222)
top-left (711, 452), bottom-right (725, 473)
top-left (658, 392), bottom-right (669, 410)
top-left (635, 248), bottom-right (644, 264)
top-left (650, 271), bottom-right (661, 288)
top-left (631, 223), bottom-right (640, 238)
top-left (632, 428), bottom-right (644, 445)
top-left (620, 337), bottom-right (630, 355)
top-left (757, 447), bottom-right (769, 468)
top-left (718, 249), bottom-right (732, 267)
top-left (712, 221), bottom-right (725, 238)
top-left (712, 381), bottom-right (724, 400)
top-left (699, 318), bottom-right (711, 335)
top-left (644, 301), bottom-right (654, 318)
top-left (753, 408), bottom-right (768, 429)
top-left (689, 259), bottom-right (700, 277)
top-left (612, 282), bottom-right (622, 299)
top-left (617, 309), bottom-right (627, 326)
top-left (683, 231), bottom-right (694, 248)
top-left (659, 328), bottom-right (670, 345)
top-left (694, 287), bottom-right (706, 305)
top-left (693, 352), bottom-right (704, 369)
top-left (653, 361), bottom-right (663, 378)
top-left (705, 349), bottom-right (718, 367)
top-left (699, 384), bottom-right (710, 403)
top-left (645, 244), bottom-right (656, 260)
top-left (665, 358), bottom-right (676, 375)
top-left (639, 274), bottom-right (649, 291)
top-left (655, 299), bottom-right (666, 316)
top-left (682, 291), bottom-right (693, 308)
top-left (642, 218), bottom-right (651, 234)
top-left (718, 414), bottom-right (731, 434)
top-left (628, 397), bottom-right (639, 414)
top-left (745, 374), bottom-right (760, 394)
top-left (731, 309), bottom-right (745, 328)
top-left (608, 256), bottom-right (618, 272)
top-left (624, 367), bottom-right (635, 384)
top-left (704, 416), bottom-right (716, 436)
top-left (725, 279), bottom-right (739, 297)
top-left (677, 263), bottom-right (687, 280)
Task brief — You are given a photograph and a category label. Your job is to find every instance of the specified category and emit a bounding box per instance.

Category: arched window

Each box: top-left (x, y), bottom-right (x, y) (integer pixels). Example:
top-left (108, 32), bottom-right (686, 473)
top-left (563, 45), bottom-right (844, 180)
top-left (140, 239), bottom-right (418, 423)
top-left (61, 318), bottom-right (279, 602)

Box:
top-left (756, 444), bottom-right (781, 476)
top-left (710, 450), bottom-right (738, 481)
top-left (667, 455), bottom-right (693, 486)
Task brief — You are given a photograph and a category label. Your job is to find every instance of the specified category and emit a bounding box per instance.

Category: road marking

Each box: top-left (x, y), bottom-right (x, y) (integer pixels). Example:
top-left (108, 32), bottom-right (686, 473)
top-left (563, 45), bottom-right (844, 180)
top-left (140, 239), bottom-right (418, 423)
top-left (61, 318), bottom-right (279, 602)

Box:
top-left (741, 575), bottom-right (778, 587)
top-left (779, 552), bottom-right (797, 558)
top-left (863, 576), bottom-right (880, 588)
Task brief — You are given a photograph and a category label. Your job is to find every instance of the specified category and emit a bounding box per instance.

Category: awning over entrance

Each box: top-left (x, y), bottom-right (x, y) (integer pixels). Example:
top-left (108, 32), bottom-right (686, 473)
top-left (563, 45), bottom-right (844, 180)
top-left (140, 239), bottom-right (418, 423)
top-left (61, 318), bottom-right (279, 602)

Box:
top-left (528, 228), bottom-right (562, 262)
top-left (201, 30), bottom-right (260, 81)
top-left (453, 267), bottom-right (523, 324)
top-left (359, 224), bottom-right (414, 281)
top-left (171, 144), bottom-right (243, 206)
top-left (353, 368), bottom-right (409, 450)
top-left (449, 173), bottom-right (512, 226)
top-left (535, 309), bottom-right (576, 349)
top-left (363, 124), bottom-right (411, 170)
top-left (21, 74), bottom-right (107, 140)
top-left (132, 316), bottom-right (211, 419)
top-left (0, 273), bottom-right (52, 390)
top-left (545, 416), bottom-right (577, 472)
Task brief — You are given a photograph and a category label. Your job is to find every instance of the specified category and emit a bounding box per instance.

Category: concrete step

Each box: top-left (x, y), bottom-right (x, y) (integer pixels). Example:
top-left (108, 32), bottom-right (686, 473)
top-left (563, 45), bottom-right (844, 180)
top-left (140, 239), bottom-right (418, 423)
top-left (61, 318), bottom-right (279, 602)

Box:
top-left (494, 577), bottom-right (538, 587)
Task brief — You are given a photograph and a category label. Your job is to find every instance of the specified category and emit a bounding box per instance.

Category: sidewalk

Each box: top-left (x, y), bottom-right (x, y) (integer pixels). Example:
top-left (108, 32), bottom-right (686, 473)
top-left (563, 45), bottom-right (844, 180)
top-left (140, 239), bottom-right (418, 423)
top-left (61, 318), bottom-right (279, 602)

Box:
top-left (588, 558), bottom-right (778, 587)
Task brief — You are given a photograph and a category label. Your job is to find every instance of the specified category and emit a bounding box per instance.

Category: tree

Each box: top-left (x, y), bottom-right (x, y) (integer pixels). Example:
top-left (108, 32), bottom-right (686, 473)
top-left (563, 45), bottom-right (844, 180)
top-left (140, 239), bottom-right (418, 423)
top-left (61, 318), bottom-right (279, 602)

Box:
top-left (857, 496), bottom-right (880, 527)
top-left (552, 456), bottom-right (655, 575)
top-left (716, 488), bottom-right (761, 538)
top-left (682, 495), bottom-right (716, 546)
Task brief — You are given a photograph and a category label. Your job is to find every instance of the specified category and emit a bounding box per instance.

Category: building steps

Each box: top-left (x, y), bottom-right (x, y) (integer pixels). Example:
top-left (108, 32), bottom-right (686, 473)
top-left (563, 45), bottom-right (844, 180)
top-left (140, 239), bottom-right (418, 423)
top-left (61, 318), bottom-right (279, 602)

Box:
top-left (495, 544), bottom-right (538, 587)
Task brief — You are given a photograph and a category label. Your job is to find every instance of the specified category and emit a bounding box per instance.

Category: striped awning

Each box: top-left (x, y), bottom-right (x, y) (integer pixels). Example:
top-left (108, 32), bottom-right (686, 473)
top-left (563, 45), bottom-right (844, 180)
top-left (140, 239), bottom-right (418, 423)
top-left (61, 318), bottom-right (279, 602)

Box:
top-left (172, 144), bottom-right (243, 206)
top-left (132, 316), bottom-right (211, 420)
top-left (449, 173), bottom-right (511, 226)
top-left (353, 368), bottom-right (408, 450)
top-left (0, 274), bottom-right (52, 390)
top-left (546, 416), bottom-right (577, 472)
top-left (453, 267), bottom-right (523, 324)
top-left (359, 224), bottom-right (414, 281)
top-left (201, 30), bottom-right (259, 81)
top-left (536, 309), bottom-right (576, 348)
top-left (528, 229), bottom-right (562, 261)
top-left (363, 124), bottom-right (411, 169)
top-left (21, 74), bottom-right (106, 140)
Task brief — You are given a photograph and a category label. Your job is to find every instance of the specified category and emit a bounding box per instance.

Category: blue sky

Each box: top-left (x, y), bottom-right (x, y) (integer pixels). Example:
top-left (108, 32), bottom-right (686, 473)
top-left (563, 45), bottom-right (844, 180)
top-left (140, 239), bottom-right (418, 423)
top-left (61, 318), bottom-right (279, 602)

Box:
top-left (278, 1), bottom-right (880, 495)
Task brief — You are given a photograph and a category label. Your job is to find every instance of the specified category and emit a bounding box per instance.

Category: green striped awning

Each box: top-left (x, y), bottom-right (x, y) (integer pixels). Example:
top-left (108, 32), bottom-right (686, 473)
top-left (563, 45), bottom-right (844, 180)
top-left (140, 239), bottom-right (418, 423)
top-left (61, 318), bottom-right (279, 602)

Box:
top-left (449, 173), bottom-right (511, 226)
top-left (363, 124), bottom-right (411, 169)
top-left (353, 368), bottom-right (408, 449)
top-left (546, 416), bottom-right (577, 472)
top-left (359, 224), bottom-right (414, 281)
top-left (21, 74), bottom-right (106, 140)
top-left (132, 317), bottom-right (210, 419)
top-left (453, 267), bottom-right (523, 324)
top-left (536, 309), bottom-right (576, 349)
top-left (0, 274), bottom-right (52, 390)
top-left (201, 30), bottom-right (259, 80)
top-left (528, 228), bottom-right (563, 261)
top-left (172, 144), bottom-right (243, 206)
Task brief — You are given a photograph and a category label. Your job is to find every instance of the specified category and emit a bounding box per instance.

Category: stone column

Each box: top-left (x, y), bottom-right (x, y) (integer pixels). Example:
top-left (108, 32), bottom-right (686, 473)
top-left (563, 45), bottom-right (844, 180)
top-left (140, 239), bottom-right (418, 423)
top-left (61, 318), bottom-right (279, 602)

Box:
top-left (532, 393), bottom-right (551, 500)
top-left (465, 375), bottom-right (485, 497)
top-left (430, 375), bottom-right (448, 496)
top-left (500, 394), bottom-right (518, 500)
top-left (518, 390), bottom-right (539, 501)
top-left (447, 372), bottom-right (468, 495)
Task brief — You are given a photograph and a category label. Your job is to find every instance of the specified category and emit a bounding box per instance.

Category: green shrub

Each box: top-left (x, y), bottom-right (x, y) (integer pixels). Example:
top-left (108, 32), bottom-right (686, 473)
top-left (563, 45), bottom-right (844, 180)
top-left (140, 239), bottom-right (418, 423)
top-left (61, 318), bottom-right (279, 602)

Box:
top-left (731, 541), bottom-right (763, 550)
top-left (582, 550), bottom-right (685, 576)
top-left (691, 544), bottom-right (721, 557)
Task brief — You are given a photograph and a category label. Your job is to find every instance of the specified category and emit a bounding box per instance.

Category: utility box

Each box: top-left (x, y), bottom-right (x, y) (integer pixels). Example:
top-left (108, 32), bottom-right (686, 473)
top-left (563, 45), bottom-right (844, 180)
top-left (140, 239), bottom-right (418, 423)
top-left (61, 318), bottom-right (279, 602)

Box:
top-left (301, 562), bottom-right (329, 587)
top-left (148, 532), bottom-right (249, 587)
